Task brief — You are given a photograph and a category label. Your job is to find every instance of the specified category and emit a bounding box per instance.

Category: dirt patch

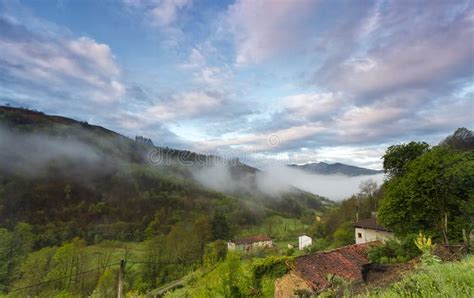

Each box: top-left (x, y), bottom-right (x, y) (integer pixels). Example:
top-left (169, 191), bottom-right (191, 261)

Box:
top-left (351, 260), bottom-right (417, 295)
top-left (275, 273), bottom-right (313, 298)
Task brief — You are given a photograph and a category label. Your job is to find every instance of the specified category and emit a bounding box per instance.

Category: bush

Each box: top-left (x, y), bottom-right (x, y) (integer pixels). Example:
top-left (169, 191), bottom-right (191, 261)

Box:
top-left (305, 238), bottom-right (330, 253)
top-left (368, 237), bottom-right (419, 264)
top-left (252, 256), bottom-right (293, 287)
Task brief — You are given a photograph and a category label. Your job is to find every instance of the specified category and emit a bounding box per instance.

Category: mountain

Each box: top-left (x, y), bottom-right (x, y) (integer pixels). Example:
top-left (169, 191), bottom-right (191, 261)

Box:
top-left (0, 106), bottom-right (331, 246)
top-left (288, 162), bottom-right (383, 176)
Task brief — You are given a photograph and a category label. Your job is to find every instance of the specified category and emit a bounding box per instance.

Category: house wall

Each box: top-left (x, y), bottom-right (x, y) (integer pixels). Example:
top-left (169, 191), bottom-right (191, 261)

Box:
top-left (253, 240), bottom-right (272, 247)
top-left (298, 236), bottom-right (312, 250)
top-left (230, 240), bottom-right (273, 251)
top-left (355, 228), bottom-right (394, 244)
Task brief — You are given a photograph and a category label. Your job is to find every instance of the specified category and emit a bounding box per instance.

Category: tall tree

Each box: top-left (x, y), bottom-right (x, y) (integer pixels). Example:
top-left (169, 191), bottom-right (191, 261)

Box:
top-left (383, 141), bottom-right (429, 178)
top-left (211, 213), bottom-right (232, 241)
top-left (379, 146), bottom-right (474, 243)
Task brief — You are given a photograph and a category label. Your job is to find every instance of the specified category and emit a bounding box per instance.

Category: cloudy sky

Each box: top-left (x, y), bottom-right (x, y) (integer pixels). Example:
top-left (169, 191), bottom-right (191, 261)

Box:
top-left (1, 0), bottom-right (473, 169)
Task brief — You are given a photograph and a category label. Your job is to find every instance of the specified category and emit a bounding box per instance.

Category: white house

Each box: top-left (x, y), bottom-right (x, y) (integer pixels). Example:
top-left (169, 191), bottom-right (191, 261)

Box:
top-left (298, 235), bottom-right (312, 250)
top-left (353, 218), bottom-right (394, 244)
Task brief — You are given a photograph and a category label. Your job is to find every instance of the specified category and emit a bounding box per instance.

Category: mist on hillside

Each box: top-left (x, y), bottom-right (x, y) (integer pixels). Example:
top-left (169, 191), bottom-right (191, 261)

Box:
top-left (258, 165), bottom-right (385, 200)
top-left (0, 126), bottom-right (115, 178)
top-left (191, 161), bottom-right (384, 200)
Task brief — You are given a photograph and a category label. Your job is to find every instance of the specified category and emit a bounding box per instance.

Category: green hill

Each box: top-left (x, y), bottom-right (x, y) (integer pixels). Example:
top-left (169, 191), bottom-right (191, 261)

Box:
top-left (0, 106), bottom-right (331, 247)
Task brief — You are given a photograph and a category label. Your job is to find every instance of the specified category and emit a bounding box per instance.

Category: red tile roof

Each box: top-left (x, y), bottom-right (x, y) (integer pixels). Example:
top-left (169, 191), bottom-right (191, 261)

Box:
top-left (234, 234), bottom-right (271, 245)
top-left (353, 217), bottom-right (391, 232)
top-left (293, 242), bottom-right (379, 292)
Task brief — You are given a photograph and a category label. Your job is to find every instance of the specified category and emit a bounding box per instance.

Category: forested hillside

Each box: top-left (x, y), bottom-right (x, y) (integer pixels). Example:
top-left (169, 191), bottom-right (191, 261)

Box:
top-left (0, 106), bottom-right (330, 246)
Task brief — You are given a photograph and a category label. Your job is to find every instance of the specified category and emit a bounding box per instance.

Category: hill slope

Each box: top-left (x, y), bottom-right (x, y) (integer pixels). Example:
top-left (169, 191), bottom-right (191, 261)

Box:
top-left (0, 106), bottom-right (331, 246)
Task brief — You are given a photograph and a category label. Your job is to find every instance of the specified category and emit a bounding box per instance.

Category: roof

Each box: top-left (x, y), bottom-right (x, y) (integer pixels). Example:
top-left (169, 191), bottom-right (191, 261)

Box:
top-left (293, 242), bottom-right (379, 292)
top-left (233, 234), bottom-right (271, 245)
top-left (353, 217), bottom-right (391, 232)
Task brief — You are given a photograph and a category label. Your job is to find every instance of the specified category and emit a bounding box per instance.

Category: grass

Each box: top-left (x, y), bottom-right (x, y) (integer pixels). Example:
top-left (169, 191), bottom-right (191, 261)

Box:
top-left (363, 255), bottom-right (474, 297)
top-left (238, 215), bottom-right (309, 241)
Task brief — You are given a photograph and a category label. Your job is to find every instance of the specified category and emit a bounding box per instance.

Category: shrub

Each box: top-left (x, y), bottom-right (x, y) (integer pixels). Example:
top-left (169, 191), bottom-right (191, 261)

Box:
top-left (252, 256), bottom-right (293, 287)
top-left (368, 236), bottom-right (420, 264)
top-left (305, 238), bottom-right (330, 253)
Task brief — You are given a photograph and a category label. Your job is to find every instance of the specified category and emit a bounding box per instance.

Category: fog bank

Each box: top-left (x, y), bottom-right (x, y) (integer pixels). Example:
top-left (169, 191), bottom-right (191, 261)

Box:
top-left (259, 165), bottom-right (385, 200)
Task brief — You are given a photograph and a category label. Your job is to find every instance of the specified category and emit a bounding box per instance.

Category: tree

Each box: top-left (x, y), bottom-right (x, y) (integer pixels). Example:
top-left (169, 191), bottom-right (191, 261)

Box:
top-left (11, 246), bottom-right (57, 297)
top-left (383, 141), bottom-right (429, 178)
top-left (358, 179), bottom-right (380, 217)
top-left (143, 234), bottom-right (166, 289)
top-left (0, 222), bottom-right (34, 292)
top-left (203, 240), bottom-right (227, 267)
top-left (47, 237), bottom-right (88, 294)
top-left (379, 146), bottom-right (474, 243)
top-left (0, 228), bottom-right (12, 293)
top-left (92, 269), bottom-right (117, 298)
top-left (441, 127), bottom-right (474, 151)
top-left (211, 213), bottom-right (232, 240)
top-left (332, 222), bottom-right (354, 247)
top-left (192, 217), bottom-right (213, 262)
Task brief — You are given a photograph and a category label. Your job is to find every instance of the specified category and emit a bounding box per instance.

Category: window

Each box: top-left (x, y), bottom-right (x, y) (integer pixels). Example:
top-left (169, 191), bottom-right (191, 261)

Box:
top-left (357, 233), bottom-right (362, 238)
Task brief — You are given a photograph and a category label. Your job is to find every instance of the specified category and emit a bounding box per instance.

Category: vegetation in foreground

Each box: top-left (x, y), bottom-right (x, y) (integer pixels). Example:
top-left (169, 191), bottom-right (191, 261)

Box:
top-left (0, 106), bottom-right (472, 297)
top-left (362, 255), bottom-right (474, 298)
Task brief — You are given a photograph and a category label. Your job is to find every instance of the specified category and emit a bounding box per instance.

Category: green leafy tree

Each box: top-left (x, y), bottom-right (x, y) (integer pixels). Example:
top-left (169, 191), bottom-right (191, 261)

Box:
top-left (192, 217), bottom-right (213, 262)
top-left (211, 213), bottom-right (232, 240)
top-left (0, 222), bottom-right (34, 292)
top-left (47, 237), bottom-right (88, 294)
top-left (92, 269), bottom-right (117, 298)
top-left (142, 234), bottom-right (166, 289)
top-left (379, 146), bottom-right (474, 243)
top-left (332, 222), bottom-right (354, 247)
top-left (0, 228), bottom-right (12, 293)
top-left (11, 246), bottom-right (57, 297)
top-left (383, 141), bottom-right (429, 178)
top-left (203, 240), bottom-right (227, 267)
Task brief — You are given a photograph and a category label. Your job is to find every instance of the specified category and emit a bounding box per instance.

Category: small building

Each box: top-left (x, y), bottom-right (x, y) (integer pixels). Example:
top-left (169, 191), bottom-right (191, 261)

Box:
top-left (353, 218), bottom-right (394, 244)
top-left (227, 234), bottom-right (272, 252)
top-left (298, 235), bottom-right (312, 250)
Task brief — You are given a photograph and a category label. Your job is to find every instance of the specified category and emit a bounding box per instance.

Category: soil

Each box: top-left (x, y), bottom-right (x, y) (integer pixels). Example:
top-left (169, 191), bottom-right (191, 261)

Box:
top-left (351, 260), bottom-right (417, 295)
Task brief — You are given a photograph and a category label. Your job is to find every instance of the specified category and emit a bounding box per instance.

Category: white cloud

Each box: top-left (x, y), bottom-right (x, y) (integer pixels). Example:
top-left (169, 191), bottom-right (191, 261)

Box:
top-left (179, 47), bottom-right (233, 89)
top-left (68, 37), bottom-right (120, 76)
top-left (147, 91), bottom-right (221, 121)
top-left (196, 123), bottom-right (326, 152)
top-left (281, 92), bottom-right (342, 120)
top-left (225, 0), bottom-right (314, 64)
top-left (0, 18), bottom-right (125, 104)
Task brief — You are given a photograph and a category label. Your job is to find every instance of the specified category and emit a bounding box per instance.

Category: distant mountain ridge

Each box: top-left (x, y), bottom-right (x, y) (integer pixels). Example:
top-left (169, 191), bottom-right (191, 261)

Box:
top-left (288, 162), bottom-right (383, 176)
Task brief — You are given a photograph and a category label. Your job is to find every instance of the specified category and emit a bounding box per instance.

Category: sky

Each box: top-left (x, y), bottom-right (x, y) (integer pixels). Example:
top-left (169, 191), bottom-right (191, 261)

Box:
top-left (0, 0), bottom-right (473, 170)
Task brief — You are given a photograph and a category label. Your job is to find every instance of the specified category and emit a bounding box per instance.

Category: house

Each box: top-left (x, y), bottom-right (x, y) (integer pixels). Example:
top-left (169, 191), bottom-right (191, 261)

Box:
top-left (298, 235), bottom-right (312, 250)
top-left (227, 234), bottom-right (272, 251)
top-left (274, 242), bottom-right (380, 297)
top-left (353, 217), bottom-right (394, 244)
